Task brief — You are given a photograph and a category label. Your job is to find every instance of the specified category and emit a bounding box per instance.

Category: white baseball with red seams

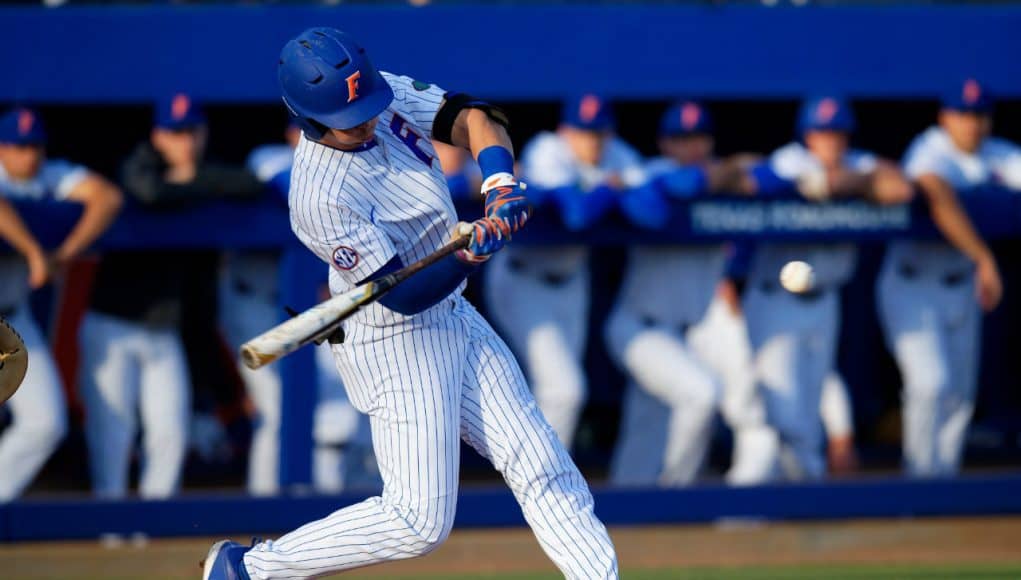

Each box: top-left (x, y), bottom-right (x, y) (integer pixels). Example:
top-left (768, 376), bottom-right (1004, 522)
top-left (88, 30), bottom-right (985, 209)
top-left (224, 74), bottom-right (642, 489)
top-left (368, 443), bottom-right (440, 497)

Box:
top-left (780, 260), bottom-right (815, 294)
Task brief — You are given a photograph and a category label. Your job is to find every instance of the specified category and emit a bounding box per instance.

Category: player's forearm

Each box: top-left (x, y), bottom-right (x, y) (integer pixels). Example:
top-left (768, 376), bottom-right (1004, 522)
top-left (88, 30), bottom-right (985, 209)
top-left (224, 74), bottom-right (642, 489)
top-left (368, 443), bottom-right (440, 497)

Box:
top-left (56, 180), bottom-right (123, 262)
top-left (0, 199), bottom-right (45, 260)
top-left (458, 108), bottom-right (513, 161)
top-left (920, 174), bottom-right (994, 264)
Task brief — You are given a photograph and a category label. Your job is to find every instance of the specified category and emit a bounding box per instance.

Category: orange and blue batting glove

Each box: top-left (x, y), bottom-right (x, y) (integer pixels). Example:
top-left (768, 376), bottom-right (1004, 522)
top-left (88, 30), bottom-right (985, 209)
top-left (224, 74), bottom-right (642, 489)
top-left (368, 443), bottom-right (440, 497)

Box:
top-left (477, 146), bottom-right (532, 236)
top-left (455, 217), bottom-right (507, 265)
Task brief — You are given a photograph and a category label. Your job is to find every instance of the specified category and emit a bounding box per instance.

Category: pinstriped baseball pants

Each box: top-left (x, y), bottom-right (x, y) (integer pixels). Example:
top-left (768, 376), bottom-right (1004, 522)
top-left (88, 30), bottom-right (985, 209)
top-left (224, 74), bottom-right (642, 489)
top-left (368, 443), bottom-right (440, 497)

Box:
top-left (243, 297), bottom-right (618, 579)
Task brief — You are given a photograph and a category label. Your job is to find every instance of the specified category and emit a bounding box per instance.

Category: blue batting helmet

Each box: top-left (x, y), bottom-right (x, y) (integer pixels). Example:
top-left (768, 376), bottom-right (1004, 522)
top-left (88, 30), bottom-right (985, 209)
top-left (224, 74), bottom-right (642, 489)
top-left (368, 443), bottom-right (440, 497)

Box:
top-left (797, 95), bottom-right (855, 135)
top-left (278, 28), bottom-right (394, 139)
top-left (659, 101), bottom-right (713, 137)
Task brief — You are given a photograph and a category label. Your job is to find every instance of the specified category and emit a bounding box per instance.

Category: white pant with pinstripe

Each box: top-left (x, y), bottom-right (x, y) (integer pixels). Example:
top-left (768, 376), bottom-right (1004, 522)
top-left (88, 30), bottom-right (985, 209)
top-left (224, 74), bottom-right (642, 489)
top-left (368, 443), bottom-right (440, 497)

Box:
top-left (243, 297), bottom-right (617, 579)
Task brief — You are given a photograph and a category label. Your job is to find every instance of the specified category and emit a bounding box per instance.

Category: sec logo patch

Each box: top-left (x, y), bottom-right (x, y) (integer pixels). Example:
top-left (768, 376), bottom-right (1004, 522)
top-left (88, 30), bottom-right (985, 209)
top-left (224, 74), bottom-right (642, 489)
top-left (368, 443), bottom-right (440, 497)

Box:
top-left (332, 246), bottom-right (360, 270)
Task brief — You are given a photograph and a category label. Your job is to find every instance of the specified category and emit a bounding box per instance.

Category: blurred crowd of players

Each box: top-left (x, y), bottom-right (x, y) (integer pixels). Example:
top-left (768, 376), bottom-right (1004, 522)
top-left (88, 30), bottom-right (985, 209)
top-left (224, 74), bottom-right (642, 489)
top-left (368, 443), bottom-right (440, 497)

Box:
top-left (0, 77), bottom-right (1019, 501)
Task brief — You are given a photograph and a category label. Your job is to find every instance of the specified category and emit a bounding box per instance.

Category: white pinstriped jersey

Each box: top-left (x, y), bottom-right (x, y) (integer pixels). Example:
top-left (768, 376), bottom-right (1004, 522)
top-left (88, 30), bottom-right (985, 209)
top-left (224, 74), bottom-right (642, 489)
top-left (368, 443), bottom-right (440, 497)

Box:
top-left (510, 131), bottom-right (645, 275)
top-left (289, 72), bottom-right (460, 327)
top-left (616, 156), bottom-right (725, 325)
top-left (0, 159), bottom-right (88, 307)
top-left (890, 127), bottom-right (1021, 276)
top-left (748, 142), bottom-right (877, 288)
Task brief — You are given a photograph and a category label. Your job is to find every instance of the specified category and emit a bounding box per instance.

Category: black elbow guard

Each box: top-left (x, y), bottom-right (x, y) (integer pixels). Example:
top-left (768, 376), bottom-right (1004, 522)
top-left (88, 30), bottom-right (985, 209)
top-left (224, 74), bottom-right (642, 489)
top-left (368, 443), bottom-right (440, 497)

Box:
top-left (432, 92), bottom-right (510, 146)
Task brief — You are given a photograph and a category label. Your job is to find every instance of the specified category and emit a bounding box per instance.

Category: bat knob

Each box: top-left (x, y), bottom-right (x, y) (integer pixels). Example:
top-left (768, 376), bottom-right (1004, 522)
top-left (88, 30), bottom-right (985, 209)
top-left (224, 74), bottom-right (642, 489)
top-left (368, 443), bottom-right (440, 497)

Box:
top-left (240, 345), bottom-right (267, 370)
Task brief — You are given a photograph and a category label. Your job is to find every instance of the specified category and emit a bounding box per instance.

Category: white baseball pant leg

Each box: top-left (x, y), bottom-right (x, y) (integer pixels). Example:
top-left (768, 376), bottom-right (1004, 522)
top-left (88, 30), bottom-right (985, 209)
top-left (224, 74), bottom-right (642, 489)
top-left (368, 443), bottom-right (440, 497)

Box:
top-left (485, 252), bottom-right (589, 449)
top-left (0, 305), bottom-right (67, 501)
top-left (220, 285), bottom-right (283, 496)
top-left (80, 312), bottom-right (191, 498)
top-left (688, 296), bottom-right (778, 485)
top-left (820, 371), bottom-right (854, 440)
top-left (243, 299), bottom-right (617, 579)
top-left (744, 287), bottom-right (838, 481)
top-left (878, 267), bottom-right (979, 477)
top-left (605, 307), bottom-right (720, 487)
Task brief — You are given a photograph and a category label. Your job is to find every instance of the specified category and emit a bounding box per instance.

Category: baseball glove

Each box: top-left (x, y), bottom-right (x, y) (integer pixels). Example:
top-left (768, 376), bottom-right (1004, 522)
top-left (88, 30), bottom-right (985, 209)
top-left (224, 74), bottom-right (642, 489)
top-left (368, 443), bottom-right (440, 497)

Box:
top-left (0, 317), bottom-right (27, 405)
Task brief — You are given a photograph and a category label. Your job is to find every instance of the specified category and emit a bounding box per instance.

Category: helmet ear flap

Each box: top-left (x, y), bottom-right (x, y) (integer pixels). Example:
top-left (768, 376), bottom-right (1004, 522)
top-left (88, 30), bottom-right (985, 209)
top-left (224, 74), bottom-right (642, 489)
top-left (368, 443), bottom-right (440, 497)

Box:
top-left (295, 116), bottom-right (329, 141)
top-left (282, 97), bottom-right (328, 141)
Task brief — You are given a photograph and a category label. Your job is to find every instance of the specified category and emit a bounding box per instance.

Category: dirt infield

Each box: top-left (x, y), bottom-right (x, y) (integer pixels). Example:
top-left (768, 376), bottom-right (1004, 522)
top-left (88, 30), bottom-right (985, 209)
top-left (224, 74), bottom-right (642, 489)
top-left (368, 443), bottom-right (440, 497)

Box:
top-left (1, 516), bottom-right (1019, 579)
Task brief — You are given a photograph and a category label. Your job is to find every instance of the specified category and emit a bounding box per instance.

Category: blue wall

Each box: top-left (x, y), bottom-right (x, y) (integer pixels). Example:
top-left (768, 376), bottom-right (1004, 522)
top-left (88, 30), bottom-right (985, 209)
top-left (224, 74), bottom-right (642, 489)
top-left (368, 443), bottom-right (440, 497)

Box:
top-left (4, 473), bottom-right (1020, 542)
top-left (4, 5), bottom-right (1021, 102)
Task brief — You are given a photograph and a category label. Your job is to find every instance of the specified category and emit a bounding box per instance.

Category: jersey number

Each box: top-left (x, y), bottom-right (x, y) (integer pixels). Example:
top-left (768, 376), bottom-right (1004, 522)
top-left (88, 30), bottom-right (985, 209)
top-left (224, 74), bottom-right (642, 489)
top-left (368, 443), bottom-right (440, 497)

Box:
top-left (389, 114), bottom-right (434, 167)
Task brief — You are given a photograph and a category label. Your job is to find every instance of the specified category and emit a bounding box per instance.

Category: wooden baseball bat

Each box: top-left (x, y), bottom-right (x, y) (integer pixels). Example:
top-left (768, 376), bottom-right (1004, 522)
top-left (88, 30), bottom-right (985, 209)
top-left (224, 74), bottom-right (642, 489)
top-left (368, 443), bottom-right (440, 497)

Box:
top-left (240, 230), bottom-right (472, 370)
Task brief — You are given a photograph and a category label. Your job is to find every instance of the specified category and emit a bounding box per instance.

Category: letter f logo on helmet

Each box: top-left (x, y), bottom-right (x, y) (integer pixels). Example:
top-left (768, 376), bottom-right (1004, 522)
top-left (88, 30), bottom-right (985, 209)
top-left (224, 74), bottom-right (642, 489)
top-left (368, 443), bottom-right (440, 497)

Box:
top-left (346, 71), bottom-right (361, 103)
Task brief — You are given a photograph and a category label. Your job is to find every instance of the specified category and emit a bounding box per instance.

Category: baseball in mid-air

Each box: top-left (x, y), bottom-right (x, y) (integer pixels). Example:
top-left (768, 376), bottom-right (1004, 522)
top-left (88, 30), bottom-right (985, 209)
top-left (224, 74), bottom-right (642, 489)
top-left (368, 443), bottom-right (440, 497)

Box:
top-left (780, 260), bottom-right (816, 294)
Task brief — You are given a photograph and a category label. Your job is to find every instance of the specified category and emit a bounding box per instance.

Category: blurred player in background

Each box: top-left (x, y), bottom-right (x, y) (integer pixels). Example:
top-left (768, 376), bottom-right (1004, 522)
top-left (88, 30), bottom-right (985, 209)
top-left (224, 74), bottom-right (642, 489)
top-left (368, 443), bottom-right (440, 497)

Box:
top-left (225, 120), bottom-right (378, 495)
top-left (0, 107), bottom-right (122, 500)
top-left (434, 139), bottom-right (481, 201)
top-left (742, 96), bottom-right (911, 479)
top-left (82, 94), bottom-right (263, 499)
top-left (606, 101), bottom-right (748, 486)
top-left (486, 95), bottom-right (644, 449)
top-left (878, 79), bottom-right (1021, 477)
top-left (221, 120), bottom-right (299, 496)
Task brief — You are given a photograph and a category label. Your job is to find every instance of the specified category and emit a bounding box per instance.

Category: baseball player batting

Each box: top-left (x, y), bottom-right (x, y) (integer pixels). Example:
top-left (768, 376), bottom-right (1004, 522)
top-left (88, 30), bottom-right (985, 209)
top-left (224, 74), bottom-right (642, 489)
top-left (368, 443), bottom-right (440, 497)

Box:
top-left (203, 27), bottom-right (617, 579)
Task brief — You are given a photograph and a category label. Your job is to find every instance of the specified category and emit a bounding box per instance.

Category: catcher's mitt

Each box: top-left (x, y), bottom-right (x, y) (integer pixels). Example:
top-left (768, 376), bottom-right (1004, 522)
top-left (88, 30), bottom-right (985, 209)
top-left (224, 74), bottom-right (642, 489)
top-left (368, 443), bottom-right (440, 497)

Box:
top-left (0, 317), bottom-right (27, 404)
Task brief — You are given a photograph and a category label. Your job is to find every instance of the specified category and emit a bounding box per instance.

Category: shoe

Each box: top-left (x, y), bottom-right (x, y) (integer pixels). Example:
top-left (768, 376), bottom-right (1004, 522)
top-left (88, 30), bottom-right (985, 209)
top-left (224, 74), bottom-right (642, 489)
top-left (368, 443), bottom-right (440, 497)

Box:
top-left (201, 539), bottom-right (254, 580)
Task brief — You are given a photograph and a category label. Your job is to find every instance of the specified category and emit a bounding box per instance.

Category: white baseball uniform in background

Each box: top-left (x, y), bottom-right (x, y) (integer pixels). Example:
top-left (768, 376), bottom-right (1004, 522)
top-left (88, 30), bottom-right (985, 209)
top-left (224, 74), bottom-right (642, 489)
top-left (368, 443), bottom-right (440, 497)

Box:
top-left (689, 290), bottom-right (778, 485)
top-left (878, 126), bottom-right (1021, 476)
top-left (241, 73), bottom-right (617, 579)
top-left (743, 142), bottom-right (874, 480)
top-left (220, 144), bottom-right (291, 496)
top-left (605, 157), bottom-right (725, 486)
top-left (79, 310), bottom-right (191, 498)
top-left (485, 131), bottom-right (644, 450)
top-left (0, 160), bottom-right (80, 500)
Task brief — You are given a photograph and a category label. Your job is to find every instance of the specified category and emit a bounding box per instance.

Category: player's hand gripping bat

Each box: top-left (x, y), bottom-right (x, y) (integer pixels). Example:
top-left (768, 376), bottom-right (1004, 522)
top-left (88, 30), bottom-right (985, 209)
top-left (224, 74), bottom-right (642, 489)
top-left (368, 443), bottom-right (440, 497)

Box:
top-left (240, 226), bottom-right (472, 370)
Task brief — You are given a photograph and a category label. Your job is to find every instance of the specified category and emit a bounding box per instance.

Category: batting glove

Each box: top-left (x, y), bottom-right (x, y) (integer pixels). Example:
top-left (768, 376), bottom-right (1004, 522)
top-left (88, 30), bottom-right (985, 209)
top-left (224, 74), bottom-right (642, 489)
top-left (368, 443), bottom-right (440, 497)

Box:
top-left (455, 218), bottom-right (507, 265)
top-left (482, 173), bottom-right (532, 236)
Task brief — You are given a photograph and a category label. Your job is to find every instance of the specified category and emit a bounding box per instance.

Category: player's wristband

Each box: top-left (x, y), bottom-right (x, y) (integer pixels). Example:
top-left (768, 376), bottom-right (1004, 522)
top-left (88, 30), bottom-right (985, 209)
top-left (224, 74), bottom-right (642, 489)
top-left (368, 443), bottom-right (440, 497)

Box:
top-left (477, 146), bottom-right (515, 182)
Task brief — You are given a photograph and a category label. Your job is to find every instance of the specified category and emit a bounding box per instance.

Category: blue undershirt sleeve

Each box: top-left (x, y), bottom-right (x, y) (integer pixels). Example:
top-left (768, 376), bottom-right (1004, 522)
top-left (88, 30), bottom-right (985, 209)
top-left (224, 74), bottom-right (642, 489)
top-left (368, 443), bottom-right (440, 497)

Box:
top-left (365, 253), bottom-right (477, 315)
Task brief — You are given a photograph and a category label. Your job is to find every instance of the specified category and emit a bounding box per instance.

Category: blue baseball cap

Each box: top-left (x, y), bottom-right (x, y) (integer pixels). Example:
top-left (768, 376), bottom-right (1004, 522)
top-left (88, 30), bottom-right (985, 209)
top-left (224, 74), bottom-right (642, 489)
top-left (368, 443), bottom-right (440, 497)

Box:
top-left (155, 93), bottom-right (206, 130)
top-left (797, 95), bottom-right (855, 134)
top-left (562, 94), bottom-right (615, 131)
top-left (942, 78), bottom-right (993, 114)
top-left (659, 101), bottom-right (713, 137)
top-left (0, 108), bottom-right (47, 146)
